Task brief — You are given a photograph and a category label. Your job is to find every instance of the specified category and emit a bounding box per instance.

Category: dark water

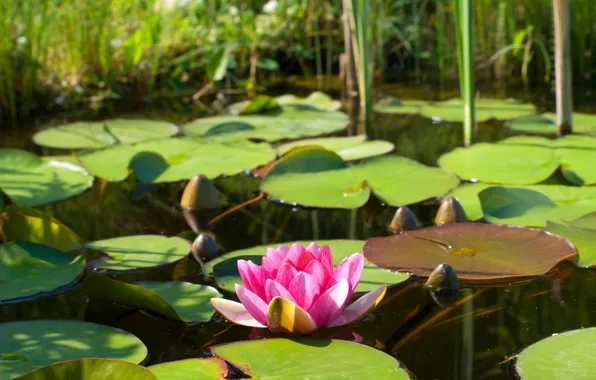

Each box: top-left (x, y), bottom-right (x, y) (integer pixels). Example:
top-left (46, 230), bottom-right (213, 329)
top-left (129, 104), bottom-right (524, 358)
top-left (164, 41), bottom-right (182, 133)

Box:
top-left (2, 80), bottom-right (596, 379)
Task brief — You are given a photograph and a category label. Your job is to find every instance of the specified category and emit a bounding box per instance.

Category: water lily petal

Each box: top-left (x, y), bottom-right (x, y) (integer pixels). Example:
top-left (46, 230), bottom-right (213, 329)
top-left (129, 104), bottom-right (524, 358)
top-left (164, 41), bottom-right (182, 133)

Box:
top-left (328, 284), bottom-right (387, 327)
top-left (285, 243), bottom-right (317, 270)
top-left (262, 248), bottom-right (286, 278)
top-left (235, 284), bottom-right (269, 325)
top-left (267, 296), bottom-right (318, 334)
top-left (317, 244), bottom-right (334, 277)
top-left (329, 253), bottom-right (364, 296)
top-left (289, 272), bottom-right (320, 311)
top-left (306, 242), bottom-right (319, 257)
top-left (238, 260), bottom-right (268, 301)
top-left (275, 262), bottom-right (298, 289)
top-left (211, 298), bottom-right (266, 328)
top-left (265, 278), bottom-right (296, 303)
top-left (308, 279), bottom-right (350, 327)
top-left (304, 259), bottom-right (330, 290)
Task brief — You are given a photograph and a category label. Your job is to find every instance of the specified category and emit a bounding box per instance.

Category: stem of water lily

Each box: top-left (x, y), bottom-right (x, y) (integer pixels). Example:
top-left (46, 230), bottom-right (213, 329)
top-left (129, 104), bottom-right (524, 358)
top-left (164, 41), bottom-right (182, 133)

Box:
top-left (311, 210), bottom-right (320, 240)
top-left (208, 192), bottom-right (264, 226)
top-left (349, 209), bottom-right (357, 239)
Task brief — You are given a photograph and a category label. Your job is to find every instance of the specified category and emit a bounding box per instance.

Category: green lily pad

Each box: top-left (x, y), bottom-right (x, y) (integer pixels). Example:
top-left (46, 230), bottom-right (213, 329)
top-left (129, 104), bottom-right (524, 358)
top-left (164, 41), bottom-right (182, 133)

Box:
top-left (373, 97), bottom-right (427, 115)
top-left (0, 149), bottom-right (93, 206)
top-left (211, 338), bottom-right (410, 379)
top-left (566, 212), bottom-right (596, 230)
top-left (421, 98), bottom-right (536, 122)
top-left (479, 185), bottom-right (596, 227)
top-left (444, 183), bottom-right (492, 221)
top-left (364, 223), bottom-right (577, 284)
top-left (0, 320), bottom-right (148, 379)
top-left (229, 95), bottom-right (281, 115)
top-left (438, 142), bottom-right (558, 185)
top-left (0, 242), bottom-right (85, 302)
top-left (78, 138), bottom-right (275, 182)
top-left (546, 222), bottom-right (596, 268)
top-left (14, 359), bottom-right (156, 380)
top-left (33, 119), bottom-right (179, 149)
top-left (149, 358), bottom-right (228, 380)
top-left (261, 147), bottom-right (459, 209)
top-left (203, 240), bottom-right (410, 294)
top-left (508, 112), bottom-right (596, 135)
top-left (516, 327), bottom-right (596, 380)
top-left (276, 92), bottom-right (342, 111)
top-left (182, 105), bottom-right (349, 142)
top-left (276, 136), bottom-right (394, 161)
top-left (87, 235), bottom-right (190, 271)
top-left (84, 276), bottom-right (221, 323)
top-left (1, 206), bottom-right (83, 252)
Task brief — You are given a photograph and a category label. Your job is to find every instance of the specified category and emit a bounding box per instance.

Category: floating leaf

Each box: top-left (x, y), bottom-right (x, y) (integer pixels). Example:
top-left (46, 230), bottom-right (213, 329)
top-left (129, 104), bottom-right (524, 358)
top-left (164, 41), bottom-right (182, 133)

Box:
top-left (228, 95), bottom-right (281, 115)
top-left (79, 138), bottom-right (275, 182)
top-left (421, 98), bottom-right (536, 122)
top-left (261, 147), bottom-right (459, 209)
top-left (85, 276), bottom-right (222, 323)
top-left (479, 185), bottom-right (596, 227)
top-left (0, 149), bottom-right (93, 206)
top-left (149, 358), bottom-right (228, 380)
top-left (364, 223), bottom-right (577, 284)
top-left (0, 320), bottom-right (147, 379)
top-left (211, 338), bottom-right (410, 379)
top-left (275, 92), bottom-right (342, 111)
top-left (182, 105), bottom-right (349, 142)
top-left (438, 142), bottom-right (558, 185)
top-left (87, 235), bottom-right (190, 271)
top-left (516, 327), bottom-right (596, 380)
top-left (508, 112), bottom-right (596, 135)
top-left (1, 206), bottom-right (83, 252)
top-left (33, 119), bottom-right (179, 149)
top-left (0, 242), bottom-right (84, 302)
top-left (566, 212), bottom-right (596, 231)
top-left (373, 97), bottom-right (427, 115)
top-left (546, 222), bottom-right (596, 268)
top-left (276, 136), bottom-right (395, 161)
top-left (202, 240), bottom-right (410, 294)
top-left (14, 359), bottom-right (156, 380)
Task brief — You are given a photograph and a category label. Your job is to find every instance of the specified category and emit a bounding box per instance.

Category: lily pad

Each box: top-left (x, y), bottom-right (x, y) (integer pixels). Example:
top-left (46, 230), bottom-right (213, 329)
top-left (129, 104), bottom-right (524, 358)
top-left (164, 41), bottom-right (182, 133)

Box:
top-left (14, 359), bottom-right (156, 380)
top-left (87, 235), bottom-right (190, 271)
top-left (438, 142), bottom-right (558, 185)
top-left (260, 147), bottom-right (459, 209)
top-left (516, 327), bottom-right (596, 380)
top-left (276, 136), bottom-right (395, 161)
top-left (479, 185), bottom-right (596, 227)
top-left (0, 149), bottom-right (93, 206)
top-left (444, 183), bottom-right (492, 221)
top-left (546, 222), bottom-right (596, 268)
top-left (566, 212), bottom-right (596, 230)
top-left (202, 240), bottom-right (410, 294)
top-left (421, 98), bottom-right (536, 122)
top-left (211, 338), bottom-right (410, 379)
top-left (373, 97), bottom-right (427, 115)
top-left (148, 358), bottom-right (228, 380)
top-left (1, 206), bottom-right (83, 252)
top-left (78, 138), bottom-right (275, 182)
top-left (0, 242), bottom-right (84, 302)
top-left (182, 105), bottom-right (349, 142)
top-left (508, 112), bottom-right (596, 135)
top-left (364, 223), bottom-right (577, 284)
top-left (33, 119), bottom-right (179, 149)
top-left (84, 276), bottom-right (221, 323)
top-left (0, 320), bottom-right (147, 379)
top-left (276, 92), bottom-right (342, 111)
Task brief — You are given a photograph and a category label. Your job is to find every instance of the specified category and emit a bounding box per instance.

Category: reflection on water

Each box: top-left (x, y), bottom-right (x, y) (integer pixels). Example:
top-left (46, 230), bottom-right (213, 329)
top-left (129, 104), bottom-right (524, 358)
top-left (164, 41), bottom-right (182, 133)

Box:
top-left (2, 82), bottom-right (596, 379)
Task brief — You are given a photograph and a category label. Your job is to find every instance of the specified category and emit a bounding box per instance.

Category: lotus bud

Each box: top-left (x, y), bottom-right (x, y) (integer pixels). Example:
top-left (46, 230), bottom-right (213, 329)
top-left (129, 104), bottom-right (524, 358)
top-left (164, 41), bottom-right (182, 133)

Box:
top-left (434, 196), bottom-right (468, 225)
top-left (388, 206), bottom-right (419, 234)
top-left (424, 263), bottom-right (460, 291)
top-left (181, 175), bottom-right (221, 232)
top-left (191, 233), bottom-right (220, 264)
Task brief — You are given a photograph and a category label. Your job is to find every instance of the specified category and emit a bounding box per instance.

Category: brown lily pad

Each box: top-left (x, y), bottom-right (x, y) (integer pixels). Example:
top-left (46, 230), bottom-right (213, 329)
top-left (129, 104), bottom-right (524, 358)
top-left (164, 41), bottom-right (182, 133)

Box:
top-left (363, 223), bottom-right (577, 284)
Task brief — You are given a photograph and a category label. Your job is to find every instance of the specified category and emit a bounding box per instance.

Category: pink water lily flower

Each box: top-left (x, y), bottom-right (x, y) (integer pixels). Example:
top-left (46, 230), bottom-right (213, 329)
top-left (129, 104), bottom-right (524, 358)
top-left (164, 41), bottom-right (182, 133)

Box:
top-left (211, 242), bottom-right (387, 334)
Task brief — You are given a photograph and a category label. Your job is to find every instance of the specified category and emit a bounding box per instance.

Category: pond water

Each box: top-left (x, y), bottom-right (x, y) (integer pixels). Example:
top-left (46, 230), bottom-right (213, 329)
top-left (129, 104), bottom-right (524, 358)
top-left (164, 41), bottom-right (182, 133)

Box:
top-left (2, 79), bottom-right (596, 379)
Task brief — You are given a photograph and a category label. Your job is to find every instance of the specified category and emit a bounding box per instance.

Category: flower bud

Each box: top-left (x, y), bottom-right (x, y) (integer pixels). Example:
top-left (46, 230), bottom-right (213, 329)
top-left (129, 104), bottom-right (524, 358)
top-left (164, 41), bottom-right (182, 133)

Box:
top-left (388, 206), bottom-right (419, 234)
top-left (434, 196), bottom-right (468, 225)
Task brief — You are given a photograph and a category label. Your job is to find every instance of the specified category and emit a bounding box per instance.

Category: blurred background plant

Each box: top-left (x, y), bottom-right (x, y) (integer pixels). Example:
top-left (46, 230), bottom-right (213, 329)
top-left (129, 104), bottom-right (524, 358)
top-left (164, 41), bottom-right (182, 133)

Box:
top-left (2, 0), bottom-right (596, 122)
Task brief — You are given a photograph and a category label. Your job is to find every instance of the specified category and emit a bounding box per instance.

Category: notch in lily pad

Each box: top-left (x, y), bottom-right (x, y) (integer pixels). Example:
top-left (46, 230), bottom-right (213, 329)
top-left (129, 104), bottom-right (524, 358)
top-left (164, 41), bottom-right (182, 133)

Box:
top-left (364, 223), bottom-right (578, 285)
top-left (84, 276), bottom-right (222, 323)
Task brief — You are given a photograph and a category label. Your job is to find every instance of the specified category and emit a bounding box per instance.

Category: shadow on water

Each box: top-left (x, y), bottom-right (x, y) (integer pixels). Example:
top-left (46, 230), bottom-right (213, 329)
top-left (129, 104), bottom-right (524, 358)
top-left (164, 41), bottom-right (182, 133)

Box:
top-left (2, 82), bottom-right (596, 379)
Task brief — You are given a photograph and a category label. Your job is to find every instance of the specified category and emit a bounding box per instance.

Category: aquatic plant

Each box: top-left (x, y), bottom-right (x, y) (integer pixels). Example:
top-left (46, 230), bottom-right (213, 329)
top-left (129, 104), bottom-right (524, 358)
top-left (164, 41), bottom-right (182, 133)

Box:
top-left (211, 242), bottom-right (387, 334)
